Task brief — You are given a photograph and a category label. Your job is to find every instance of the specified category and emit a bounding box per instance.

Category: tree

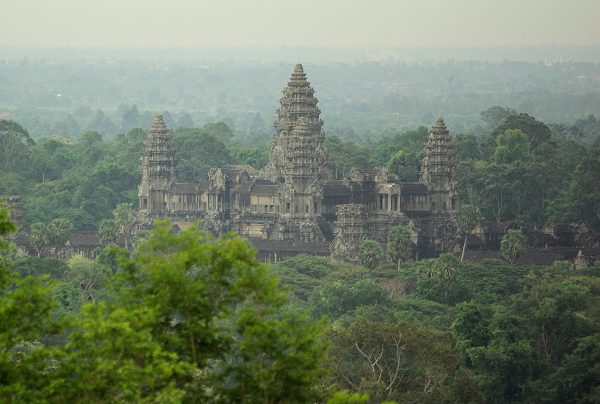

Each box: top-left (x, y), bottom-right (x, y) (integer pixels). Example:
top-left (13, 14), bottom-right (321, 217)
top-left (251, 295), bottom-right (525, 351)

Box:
top-left (548, 157), bottom-right (600, 232)
top-left (47, 303), bottom-right (190, 402)
top-left (0, 205), bottom-right (64, 402)
top-left (45, 218), bottom-right (73, 257)
top-left (112, 203), bottom-right (136, 249)
top-left (358, 240), bottom-right (384, 271)
top-left (0, 120), bottom-right (34, 173)
top-left (115, 220), bottom-right (327, 401)
top-left (121, 104), bottom-right (140, 132)
top-left (387, 225), bottom-right (413, 270)
top-left (457, 205), bottom-right (481, 262)
top-left (492, 113), bottom-right (551, 150)
top-left (423, 253), bottom-right (459, 304)
top-left (97, 219), bottom-right (119, 246)
top-left (65, 255), bottom-right (110, 306)
top-left (493, 129), bottom-right (533, 164)
top-left (176, 111), bottom-right (194, 128)
top-left (29, 222), bottom-right (48, 257)
top-left (500, 229), bottom-right (527, 263)
top-left (480, 106), bottom-right (517, 130)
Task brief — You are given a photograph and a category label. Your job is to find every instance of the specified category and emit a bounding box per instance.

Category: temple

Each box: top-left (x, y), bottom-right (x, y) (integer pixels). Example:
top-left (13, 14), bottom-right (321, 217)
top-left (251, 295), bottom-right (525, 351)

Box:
top-left (137, 64), bottom-right (459, 261)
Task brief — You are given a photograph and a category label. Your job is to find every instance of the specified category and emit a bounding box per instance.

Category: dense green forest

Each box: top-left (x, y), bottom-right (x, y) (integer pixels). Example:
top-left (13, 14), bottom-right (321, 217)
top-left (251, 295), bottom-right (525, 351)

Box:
top-left (1, 200), bottom-right (599, 402)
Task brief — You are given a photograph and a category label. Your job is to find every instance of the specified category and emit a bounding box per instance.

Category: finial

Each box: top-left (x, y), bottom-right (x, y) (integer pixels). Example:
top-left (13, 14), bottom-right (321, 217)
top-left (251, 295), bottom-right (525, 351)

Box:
top-left (150, 114), bottom-right (168, 132)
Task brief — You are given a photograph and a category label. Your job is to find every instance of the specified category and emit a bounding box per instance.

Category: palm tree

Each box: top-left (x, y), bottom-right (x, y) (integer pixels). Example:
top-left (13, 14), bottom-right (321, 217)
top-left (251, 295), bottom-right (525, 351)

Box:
top-left (113, 203), bottom-right (136, 249)
top-left (423, 253), bottom-right (458, 304)
top-left (29, 222), bottom-right (48, 257)
top-left (457, 204), bottom-right (481, 262)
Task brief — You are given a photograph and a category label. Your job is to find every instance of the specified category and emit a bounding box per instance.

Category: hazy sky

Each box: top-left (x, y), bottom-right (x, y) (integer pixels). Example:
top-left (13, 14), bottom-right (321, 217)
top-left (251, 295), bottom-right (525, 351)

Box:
top-left (2, 0), bottom-right (599, 48)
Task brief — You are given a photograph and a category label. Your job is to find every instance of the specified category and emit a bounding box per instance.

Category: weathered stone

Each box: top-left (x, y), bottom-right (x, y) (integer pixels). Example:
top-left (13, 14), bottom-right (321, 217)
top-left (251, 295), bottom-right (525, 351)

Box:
top-left (137, 65), bottom-right (461, 261)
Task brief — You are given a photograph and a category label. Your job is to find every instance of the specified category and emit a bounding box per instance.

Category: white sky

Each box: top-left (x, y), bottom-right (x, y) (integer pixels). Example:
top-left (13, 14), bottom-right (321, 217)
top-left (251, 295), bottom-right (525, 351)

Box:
top-left (2, 0), bottom-right (599, 48)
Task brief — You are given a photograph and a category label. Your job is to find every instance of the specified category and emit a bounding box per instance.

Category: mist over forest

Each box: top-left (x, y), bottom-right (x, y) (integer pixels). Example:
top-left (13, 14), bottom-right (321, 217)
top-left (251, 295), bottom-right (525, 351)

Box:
top-left (2, 46), bottom-right (600, 140)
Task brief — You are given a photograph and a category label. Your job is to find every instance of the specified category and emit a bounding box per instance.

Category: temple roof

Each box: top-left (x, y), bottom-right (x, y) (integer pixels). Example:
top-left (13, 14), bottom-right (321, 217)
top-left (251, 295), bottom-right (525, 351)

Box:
top-left (142, 114), bottom-right (174, 156)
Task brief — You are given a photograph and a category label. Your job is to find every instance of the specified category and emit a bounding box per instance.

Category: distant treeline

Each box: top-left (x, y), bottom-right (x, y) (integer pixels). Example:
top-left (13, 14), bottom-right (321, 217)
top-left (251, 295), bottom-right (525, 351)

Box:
top-left (1, 59), bottom-right (600, 138)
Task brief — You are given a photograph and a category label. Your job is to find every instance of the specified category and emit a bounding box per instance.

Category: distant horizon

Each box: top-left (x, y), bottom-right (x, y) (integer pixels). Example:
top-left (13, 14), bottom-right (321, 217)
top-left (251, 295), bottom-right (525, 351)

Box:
top-left (2, 44), bottom-right (600, 63)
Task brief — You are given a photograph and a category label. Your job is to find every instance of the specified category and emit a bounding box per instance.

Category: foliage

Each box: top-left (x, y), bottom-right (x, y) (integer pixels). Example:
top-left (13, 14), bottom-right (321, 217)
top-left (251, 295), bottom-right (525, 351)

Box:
top-left (501, 229), bottom-right (527, 263)
top-left (309, 280), bottom-right (391, 320)
top-left (453, 274), bottom-right (600, 403)
top-left (457, 204), bottom-right (481, 261)
top-left (326, 319), bottom-right (481, 403)
top-left (114, 221), bottom-right (328, 401)
top-left (358, 240), bottom-right (384, 271)
top-left (493, 129), bottom-right (533, 164)
top-left (387, 225), bottom-right (413, 270)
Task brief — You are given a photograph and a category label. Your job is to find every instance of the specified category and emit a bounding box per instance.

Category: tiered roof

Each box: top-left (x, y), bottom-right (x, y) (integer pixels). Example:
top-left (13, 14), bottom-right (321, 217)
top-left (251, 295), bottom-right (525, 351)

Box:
top-left (140, 115), bottom-right (176, 180)
top-left (275, 64), bottom-right (322, 133)
top-left (420, 117), bottom-right (456, 182)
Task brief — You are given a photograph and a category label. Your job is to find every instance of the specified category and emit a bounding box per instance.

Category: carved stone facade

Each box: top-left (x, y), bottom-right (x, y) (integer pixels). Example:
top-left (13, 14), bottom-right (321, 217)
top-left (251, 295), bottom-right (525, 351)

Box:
top-left (138, 64), bottom-right (460, 260)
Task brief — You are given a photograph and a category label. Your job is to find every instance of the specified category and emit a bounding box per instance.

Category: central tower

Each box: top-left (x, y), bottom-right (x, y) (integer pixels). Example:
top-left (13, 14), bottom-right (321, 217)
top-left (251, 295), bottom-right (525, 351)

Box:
top-left (263, 64), bottom-right (332, 217)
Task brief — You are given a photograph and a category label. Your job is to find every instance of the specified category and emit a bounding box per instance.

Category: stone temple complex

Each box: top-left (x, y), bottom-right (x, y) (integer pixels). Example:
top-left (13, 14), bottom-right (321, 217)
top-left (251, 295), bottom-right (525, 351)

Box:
top-left (137, 64), bottom-right (459, 261)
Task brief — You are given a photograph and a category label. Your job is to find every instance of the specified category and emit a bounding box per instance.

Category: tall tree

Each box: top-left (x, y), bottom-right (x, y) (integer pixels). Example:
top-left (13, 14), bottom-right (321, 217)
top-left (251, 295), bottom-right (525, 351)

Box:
top-left (45, 218), bottom-right (73, 257)
top-left (387, 225), bottom-right (413, 270)
top-left (480, 106), bottom-right (517, 130)
top-left (457, 205), bottom-right (481, 262)
top-left (28, 222), bottom-right (48, 257)
top-left (112, 203), bottom-right (136, 249)
top-left (0, 120), bottom-right (34, 173)
top-left (500, 229), bottom-right (527, 263)
top-left (358, 240), bottom-right (384, 271)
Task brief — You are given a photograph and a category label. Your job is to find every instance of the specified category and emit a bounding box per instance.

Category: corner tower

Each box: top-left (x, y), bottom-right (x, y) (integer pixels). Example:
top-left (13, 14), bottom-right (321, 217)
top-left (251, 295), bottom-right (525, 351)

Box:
top-left (420, 118), bottom-right (458, 215)
top-left (138, 115), bottom-right (176, 215)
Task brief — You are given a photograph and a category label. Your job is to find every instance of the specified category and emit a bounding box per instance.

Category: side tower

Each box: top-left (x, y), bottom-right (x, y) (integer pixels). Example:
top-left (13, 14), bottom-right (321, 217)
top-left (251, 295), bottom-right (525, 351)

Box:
top-left (138, 115), bottom-right (176, 216)
top-left (420, 118), bottom-right (458, 216)
top-left (263, 64), bottom-right (332, 216)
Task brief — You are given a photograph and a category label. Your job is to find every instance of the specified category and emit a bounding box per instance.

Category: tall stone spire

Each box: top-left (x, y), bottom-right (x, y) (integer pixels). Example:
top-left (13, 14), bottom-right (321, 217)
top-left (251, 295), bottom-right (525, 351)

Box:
top-left (262, 63), bottom-right (332, 224)
top-left (265, 64), bottom-right (330, 182)
top-left (275, 63), bottom-right (322, 133)
top-left (138, 115), bottom-right (176, 214)
top-left (420, 118), bottom-right (458, 214)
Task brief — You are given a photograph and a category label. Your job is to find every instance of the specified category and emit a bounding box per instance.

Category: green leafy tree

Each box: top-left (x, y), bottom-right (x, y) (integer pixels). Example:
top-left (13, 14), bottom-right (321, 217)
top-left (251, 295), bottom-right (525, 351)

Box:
top-left (548, 157), bottom-right (600, 232)
top-left (112, 203), bottom-right (136, 249)
top-left (47, 303), bottom-right (190, 402)
top-left (500, 229), bottom-right (527, 263)
top-left (387, 225), bottom-right (413, 270)
top-left (45, 218), bottom-right (73, 257)
top-left (0, 205), bottom-right (64, 402)
top-left (176, 110), bottom-right (194, 128)
top-left (65, 255), bottom-right (110, 307)
top-left (115, 221), bottom-right (328, 401)
top-left (493, 129), bottom-right (533, 164)
top-left (423, 253), bottom-right (459, 304)
top-left (358, 240), bottom-right (384, 271)
top-left (28, 222), bottom-right (48, 257)
top-left (492, 113), bottom-right (551, 150)
top-left (0, 120), bottom-right (34, 174)
top-left (326, 319), bottom-right (480, 403)
top-left (97, 219), bottom-right (119, 246)
top-left (457, 205), bottom-right (481, 262)
top-left (480, 106), bottom-right (517, 129)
